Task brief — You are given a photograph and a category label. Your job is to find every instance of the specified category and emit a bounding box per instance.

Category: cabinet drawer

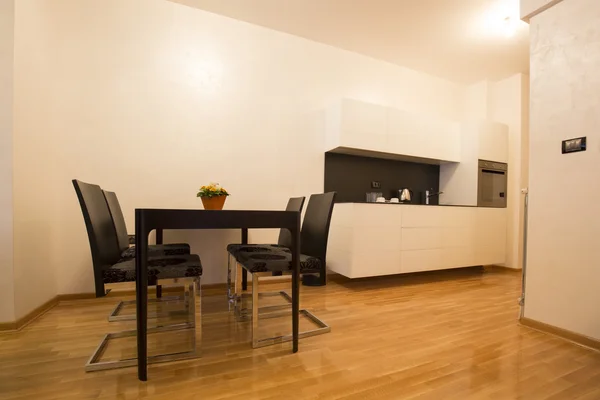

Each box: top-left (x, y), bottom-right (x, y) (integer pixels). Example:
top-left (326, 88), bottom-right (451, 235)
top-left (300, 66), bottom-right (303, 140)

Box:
top-left (401, 228), bottom-right (442, 250)
top-left (401, 249), bottom-right (443, 273)
top-left (402, 206), bottom-right (442, 227)
top-left (353, 251), bottom-right (401, 277)
top-left (354, 227), bottom-right (401, 253)
top-left (442, 247), bottom-right (476, 269)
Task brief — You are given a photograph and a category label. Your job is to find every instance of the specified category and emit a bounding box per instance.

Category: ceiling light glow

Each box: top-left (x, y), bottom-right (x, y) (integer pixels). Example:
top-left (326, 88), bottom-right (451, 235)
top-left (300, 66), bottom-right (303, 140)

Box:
top-left (471, 0), bottom-right (526, 39)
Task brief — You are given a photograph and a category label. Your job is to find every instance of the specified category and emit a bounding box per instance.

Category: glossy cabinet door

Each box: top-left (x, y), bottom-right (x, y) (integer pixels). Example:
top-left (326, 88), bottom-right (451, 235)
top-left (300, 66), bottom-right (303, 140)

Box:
top-left (326, 99), bottom-right (387, 153)
top-left (478, 122), bottom-right (509, 163)
top-left (388, 109), bottom-right (460, 162)
top-left (327, 204), bottom-right (507, 278)
top-left (327, 203), bottom-right (402, 278)
top-left (387, 108), bottom-right (460, 162)
top-left (326, 99), bottom-right (507, 165)
top-left (326, 99), bottom-right (461, 162)
top-left (387, 108), bottom-right (423, 158)
top-left (473, 207), bottom-right (507, 265)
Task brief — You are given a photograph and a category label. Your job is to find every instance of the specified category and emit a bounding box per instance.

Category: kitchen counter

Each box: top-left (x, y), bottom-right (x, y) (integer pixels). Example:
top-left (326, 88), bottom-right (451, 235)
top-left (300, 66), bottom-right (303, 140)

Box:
top-left (327, 203), bottom-right (506, 279)
top-left (336, 201), bottom-right (480, 208)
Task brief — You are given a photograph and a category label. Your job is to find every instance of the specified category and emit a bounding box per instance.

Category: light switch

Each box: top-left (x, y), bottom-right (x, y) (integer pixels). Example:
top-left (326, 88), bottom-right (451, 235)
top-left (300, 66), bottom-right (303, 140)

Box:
top-left (562, 137), bottom-right (586, 154)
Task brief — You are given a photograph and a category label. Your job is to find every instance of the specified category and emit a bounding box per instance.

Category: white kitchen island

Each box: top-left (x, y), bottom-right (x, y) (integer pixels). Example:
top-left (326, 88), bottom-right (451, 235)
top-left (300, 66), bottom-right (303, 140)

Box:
top-left (326, 203), bottom-right (506, 278)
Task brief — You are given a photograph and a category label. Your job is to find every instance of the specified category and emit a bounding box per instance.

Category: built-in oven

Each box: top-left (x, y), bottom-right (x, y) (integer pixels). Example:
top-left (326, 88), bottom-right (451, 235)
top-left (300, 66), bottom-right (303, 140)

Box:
top-left (477, 160), bottom-right (507, 208)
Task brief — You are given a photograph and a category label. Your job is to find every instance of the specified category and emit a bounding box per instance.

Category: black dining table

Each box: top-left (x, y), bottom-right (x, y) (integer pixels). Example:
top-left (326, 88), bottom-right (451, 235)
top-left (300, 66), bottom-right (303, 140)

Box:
top-left (134, 208), bottom-right (301, 381)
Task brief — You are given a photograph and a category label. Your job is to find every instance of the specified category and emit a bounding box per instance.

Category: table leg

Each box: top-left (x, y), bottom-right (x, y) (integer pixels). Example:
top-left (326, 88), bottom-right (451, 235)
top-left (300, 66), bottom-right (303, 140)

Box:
top-left (135, 210), bottom-right (149, 381)
top-left (291, 215), bottom-right (300, 353)
top-left (155, 229), bottom-right (163, 298)
top-left (241, 228), bottom-right (248, 291)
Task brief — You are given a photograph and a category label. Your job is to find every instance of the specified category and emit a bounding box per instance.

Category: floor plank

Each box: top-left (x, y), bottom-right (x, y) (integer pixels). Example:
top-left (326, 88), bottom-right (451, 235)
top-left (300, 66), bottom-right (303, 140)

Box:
top-left (1, 268), bottom-right (599, 400)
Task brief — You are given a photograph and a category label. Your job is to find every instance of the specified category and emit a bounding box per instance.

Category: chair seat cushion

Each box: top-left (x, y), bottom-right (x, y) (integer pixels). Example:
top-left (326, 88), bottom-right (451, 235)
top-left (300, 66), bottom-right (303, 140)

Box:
top-left (120, 243), bottom-right (190, 260)
top-left (103, 254), bottom-right (202, 283)
top-left (235, 248), bottom-right (321, 273)
top-left (227, 243), bottom-right (290, 262)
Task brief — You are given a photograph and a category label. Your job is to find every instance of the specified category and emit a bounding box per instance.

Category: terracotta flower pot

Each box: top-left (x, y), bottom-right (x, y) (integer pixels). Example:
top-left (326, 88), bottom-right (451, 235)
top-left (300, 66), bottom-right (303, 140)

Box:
top-left (201, 195), bottom-right (227, 210)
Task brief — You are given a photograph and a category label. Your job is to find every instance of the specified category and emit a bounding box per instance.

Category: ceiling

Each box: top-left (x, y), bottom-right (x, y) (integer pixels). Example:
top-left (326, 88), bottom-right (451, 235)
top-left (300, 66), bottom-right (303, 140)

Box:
top-left (170, 0), bottom-right (529, 84)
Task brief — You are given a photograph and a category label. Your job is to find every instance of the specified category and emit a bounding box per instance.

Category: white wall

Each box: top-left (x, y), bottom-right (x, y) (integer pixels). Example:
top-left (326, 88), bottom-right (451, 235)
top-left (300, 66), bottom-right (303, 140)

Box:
top-left (524, 0), bottom-right (600, 340)
top-left (464, 81), bottom-right (492, 120)
top-left (13, 0), bottom-right (465, 296)
top-left (12, 0), bottom-right (58, 318)
top-left (0, 0), bottom-right (15, 323)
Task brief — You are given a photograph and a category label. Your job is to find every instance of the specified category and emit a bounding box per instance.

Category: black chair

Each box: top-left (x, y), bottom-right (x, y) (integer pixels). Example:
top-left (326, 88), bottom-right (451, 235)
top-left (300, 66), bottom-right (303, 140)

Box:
top-left (103, 190), bottom-right (191, 301)
top-left (72, 179), bottom-right (203, 371)
top-left (225, 196), bottom-right (305, 309)
top-left (228, 192), bottom-right (336, 348)
top-left (103, 190), bottom-right (191, 260)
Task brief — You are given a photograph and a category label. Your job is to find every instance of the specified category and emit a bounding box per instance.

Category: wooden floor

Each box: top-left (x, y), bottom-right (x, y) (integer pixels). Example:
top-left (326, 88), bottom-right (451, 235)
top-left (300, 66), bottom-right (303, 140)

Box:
top-left (1, 268), bottom-right (600, 400)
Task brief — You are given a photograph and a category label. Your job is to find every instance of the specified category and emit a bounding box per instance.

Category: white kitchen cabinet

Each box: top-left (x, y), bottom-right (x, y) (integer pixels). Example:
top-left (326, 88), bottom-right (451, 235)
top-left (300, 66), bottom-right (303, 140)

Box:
top-left (387, 108), bottom-right (461, 162)
top-left (478, 122), bottom-right (509, 163)
top-left (327, 203), bottom-right (506, 279)
top-left (326, 99), bottom-right (461, 162)
top-left (442, 246), bottom-right (476, 269)
top-left (473, 207), bottom-right (507, 265)
top-left (453, 121), bottom-right (508, 164)
top-left (401, 228), bottom-right (442, 250)
top-left (431, 121), bottom-right (461, 162)
top-left (401, 205), bottom-right (442, 227)
top-left (327, 204), bottom-right (402, 278)
top-left (386, 108), bottom-right (422, 158)
top-left (401, 249), bottom-right (443, 273)
top-left (325, 99), bottom-right (387, 153)
top-left (325, 99), bottom-right (506, 165)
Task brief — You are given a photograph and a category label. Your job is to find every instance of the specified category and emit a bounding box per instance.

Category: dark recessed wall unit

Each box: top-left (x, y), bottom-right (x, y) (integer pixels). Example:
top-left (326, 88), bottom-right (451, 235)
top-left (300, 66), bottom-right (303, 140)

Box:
top-left (324, 152), bottom-right (440, 204)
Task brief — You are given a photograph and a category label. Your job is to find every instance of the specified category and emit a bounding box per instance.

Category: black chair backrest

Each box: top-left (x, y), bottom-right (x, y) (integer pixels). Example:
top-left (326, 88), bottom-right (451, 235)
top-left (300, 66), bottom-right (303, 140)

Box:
top-left (103, 190), bottom-right (130, 253)
top-left (277, 196), bottom-right (306, 248)
top-left (72, 180), bottom-right (123, 296)
top-left (300, 192), bottom-right (337, 262)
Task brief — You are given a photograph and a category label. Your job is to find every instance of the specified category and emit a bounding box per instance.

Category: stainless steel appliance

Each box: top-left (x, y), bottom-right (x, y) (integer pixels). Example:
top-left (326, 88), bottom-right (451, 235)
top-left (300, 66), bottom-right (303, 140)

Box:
top-left (366, 192), bottom-right (383, 203)
top-left (477, 160), bottom-right (507, 208)
top-left (399, 188), bottom-right (413, 202)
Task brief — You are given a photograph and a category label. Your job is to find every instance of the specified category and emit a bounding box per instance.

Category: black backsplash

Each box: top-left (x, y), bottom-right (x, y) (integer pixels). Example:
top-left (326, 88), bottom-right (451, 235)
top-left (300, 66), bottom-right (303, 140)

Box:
top-left (324, 152), bottom-right (440, 204)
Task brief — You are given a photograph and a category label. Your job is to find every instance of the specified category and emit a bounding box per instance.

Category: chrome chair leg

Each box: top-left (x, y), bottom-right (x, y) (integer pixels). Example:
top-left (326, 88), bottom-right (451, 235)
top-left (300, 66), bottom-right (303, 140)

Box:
top-left (234, 262), bottom-right (248, 321)
top-left (227, 252), bottom-right (235, 311)
top-left (85, 277), bottom-right (201, 372)
top-left (108, 290), bottom-right (189, 322)
top-left (232, 261), bottom-right (293, 320)
top-left (247, 272), bottom-right (330, 349)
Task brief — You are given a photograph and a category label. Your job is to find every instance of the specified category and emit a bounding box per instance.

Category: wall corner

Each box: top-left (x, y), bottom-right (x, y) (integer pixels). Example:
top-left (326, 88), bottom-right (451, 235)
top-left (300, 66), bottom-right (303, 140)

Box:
top-left (520, 0), bottom-right (565, 22)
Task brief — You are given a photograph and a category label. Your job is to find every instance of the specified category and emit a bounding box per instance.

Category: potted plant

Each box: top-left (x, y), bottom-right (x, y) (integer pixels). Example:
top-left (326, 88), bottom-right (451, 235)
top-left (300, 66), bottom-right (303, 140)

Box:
top-left (197, 182), bottom-right (230, 210)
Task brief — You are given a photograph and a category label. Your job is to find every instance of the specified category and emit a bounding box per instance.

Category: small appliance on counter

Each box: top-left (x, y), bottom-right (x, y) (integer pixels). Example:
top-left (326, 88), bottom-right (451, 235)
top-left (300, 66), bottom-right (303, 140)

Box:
top-left (398, 188), bottom-right (413, 203)
top-left (366, 192), bottom-right (383, 203)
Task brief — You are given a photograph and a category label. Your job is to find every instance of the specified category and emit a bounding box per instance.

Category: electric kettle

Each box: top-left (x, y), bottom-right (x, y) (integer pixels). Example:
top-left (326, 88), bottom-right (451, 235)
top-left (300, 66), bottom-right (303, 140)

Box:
top-left (399, 188), bottom-right (413, 202)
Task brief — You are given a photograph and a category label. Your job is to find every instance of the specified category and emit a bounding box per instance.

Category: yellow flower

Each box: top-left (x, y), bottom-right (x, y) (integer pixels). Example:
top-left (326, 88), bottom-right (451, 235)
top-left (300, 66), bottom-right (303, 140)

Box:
top-left (198, 182), bottom-right (229, 197)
